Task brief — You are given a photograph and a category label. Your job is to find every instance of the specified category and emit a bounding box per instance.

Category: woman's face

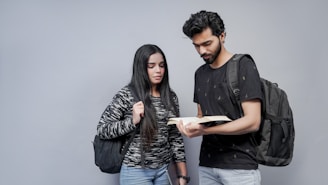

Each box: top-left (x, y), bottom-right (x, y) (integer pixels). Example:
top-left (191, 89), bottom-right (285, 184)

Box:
top-left (147, 52), bottom-right (165, 87)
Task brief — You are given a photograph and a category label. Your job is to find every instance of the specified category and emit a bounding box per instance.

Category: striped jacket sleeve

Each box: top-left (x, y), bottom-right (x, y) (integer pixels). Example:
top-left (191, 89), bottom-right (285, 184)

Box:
top-left (168, 90), bottom-right (186, 162)
top-left (97, 86), bottom-right (137, 139)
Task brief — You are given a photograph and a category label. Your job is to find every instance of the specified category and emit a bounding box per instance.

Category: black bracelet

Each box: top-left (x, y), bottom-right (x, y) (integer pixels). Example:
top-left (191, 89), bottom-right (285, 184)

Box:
top-left (177, 175), bottom-right (190, 183)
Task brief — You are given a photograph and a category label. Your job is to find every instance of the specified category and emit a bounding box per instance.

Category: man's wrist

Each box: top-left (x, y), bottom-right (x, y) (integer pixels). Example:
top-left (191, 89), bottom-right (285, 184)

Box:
top-left (177, 175), bottom-right (190, 183)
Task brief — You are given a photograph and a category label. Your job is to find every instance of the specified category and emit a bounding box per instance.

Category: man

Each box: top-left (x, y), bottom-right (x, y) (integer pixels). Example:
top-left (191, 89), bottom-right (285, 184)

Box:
top-left (177, 10), bottom-right (262, 185)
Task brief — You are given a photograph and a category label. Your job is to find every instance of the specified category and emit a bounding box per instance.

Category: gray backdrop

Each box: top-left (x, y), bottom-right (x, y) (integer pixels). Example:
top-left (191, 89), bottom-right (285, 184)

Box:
top-left (1, 0), bottom-right (327, 185)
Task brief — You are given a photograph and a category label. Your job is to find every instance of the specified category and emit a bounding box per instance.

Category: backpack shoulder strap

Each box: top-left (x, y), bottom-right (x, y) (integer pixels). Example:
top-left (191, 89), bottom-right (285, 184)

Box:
top-left (227, 54), bottom-right (255, 97)
top-left (226, 54), bottom-right (253, 116)
top-left (227, 54), bottom-right (242, 99)
top-left (128, 84), bottom-right (140, 103)
top-left (121, 85), bottom-right (140, 154)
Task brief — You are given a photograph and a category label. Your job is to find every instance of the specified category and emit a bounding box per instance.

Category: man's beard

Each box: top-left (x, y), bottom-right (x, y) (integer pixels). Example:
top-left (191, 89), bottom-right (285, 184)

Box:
top-left (202, 42), bottom-right (221, 64)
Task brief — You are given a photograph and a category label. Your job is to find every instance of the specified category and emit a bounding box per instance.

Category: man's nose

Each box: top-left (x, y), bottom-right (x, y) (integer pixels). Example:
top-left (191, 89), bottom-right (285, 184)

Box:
top-left (199, 46), bottom-right (206, 55)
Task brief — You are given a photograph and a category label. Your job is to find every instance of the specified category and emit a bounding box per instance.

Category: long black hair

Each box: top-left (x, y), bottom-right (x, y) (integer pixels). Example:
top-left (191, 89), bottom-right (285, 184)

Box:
top-left (129, 44), bottom-right (179, 148)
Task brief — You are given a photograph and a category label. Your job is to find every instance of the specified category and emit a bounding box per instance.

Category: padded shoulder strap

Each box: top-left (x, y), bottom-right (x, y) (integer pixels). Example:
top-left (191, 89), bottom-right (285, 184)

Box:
top-left (128, 84), bottom-right (140, 103)
top-left (227, 54), bottom-right (253, 116)
top-left (120, 84), bottom-right (140, 155)
top-left (227, 54), bottom-right (254, 97)
top-left (227, 54), bottom-right (241, 98)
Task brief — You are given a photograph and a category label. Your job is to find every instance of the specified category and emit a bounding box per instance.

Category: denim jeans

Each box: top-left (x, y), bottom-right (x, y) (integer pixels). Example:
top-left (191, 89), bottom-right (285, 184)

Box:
top-left (120, 164), bottom-right (170, 185)
top-left (199, 166), bottom-right (261, 185)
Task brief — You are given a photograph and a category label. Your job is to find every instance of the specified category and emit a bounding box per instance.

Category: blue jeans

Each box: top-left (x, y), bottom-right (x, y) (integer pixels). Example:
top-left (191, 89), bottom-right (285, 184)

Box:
top-left (120, 164), bottom-right (170, 185)
top-left (199, 166), bottom-right (261, 185)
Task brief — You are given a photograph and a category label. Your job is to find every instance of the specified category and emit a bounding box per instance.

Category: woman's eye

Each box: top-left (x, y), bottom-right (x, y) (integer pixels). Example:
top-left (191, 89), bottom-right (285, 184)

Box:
top-left (147, 64), bottom-right (155, 68)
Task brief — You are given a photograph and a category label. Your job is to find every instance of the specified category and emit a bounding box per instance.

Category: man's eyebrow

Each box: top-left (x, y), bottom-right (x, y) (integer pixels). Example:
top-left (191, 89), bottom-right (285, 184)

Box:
top-left (192, 41), bottom-right (199, 45)
top-left (193, 40), bottom-right (211, 46)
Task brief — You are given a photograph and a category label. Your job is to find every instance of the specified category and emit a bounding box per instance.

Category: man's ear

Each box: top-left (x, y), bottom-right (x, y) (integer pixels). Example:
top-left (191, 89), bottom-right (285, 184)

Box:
top-left (220, 32), bottom-right (226, 43)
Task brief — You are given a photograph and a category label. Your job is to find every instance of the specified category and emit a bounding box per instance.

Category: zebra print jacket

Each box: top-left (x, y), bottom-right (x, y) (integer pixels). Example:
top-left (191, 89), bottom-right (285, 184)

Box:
top-left (97, 85), bottom-right (186, 169)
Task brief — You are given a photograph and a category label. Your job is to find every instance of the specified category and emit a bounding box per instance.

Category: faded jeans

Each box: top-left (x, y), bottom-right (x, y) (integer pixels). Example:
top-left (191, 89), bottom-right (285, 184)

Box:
top-left (120, 164), bottom-right (170, 185)
top-left (199, 166), bottom-right (261, 185)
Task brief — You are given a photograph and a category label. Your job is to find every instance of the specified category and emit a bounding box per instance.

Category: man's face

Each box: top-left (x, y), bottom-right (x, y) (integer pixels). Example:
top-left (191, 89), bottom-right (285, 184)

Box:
top-left (191, 27), bottom-right (221, 64)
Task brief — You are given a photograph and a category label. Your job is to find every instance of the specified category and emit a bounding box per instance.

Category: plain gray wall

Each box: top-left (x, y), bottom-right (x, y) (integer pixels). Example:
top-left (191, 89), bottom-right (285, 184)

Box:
top-left (1, 0), bottom-right (327, 185)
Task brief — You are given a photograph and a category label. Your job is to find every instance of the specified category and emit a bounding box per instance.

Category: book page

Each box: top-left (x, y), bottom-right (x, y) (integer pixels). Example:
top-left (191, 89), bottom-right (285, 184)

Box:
top-left (167, 115), bottom-right (231, 125)
top-left (167, 117), bottom-right (201, 125)
top-left (202, 116), bottom-right (231, 122)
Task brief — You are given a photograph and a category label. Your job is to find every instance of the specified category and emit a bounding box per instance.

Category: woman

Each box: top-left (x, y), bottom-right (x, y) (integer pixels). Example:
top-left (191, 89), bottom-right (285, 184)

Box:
top-left (97, 44), bottom-right (188, 185)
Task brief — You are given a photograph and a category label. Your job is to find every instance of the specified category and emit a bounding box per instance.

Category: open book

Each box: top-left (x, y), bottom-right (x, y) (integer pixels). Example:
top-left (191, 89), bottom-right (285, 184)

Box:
top-left (167, 115), bottom-right (231, 126)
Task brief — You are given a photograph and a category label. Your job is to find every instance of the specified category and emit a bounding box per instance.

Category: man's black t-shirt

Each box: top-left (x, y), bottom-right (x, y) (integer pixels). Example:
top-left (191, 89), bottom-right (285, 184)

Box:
top-left (194, 54), bottom-right (262, 169)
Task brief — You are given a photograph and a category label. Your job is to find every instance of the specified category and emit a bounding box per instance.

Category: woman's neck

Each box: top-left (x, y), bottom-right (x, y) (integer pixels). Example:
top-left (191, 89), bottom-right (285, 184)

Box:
top-left (151, 86), bottom-right (160, 97)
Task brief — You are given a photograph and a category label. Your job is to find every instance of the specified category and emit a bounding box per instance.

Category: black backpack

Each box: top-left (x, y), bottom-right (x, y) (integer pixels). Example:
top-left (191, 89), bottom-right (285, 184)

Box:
top-left (227, 54), bottom-right (295, 166)
top-left (93, 85), bottom-right (139, 173)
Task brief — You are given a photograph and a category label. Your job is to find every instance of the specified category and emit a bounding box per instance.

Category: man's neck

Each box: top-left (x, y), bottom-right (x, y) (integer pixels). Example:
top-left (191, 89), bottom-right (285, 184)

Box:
top-left (210, 49), bottom-right (233, 68)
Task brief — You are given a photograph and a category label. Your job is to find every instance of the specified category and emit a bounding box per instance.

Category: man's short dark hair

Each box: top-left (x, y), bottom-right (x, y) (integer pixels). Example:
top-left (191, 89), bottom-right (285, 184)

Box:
top-left (182, 10), bottom-right (225, 38)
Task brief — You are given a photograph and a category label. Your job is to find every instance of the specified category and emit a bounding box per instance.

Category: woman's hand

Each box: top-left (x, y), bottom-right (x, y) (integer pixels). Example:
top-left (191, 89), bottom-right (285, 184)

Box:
top-left (178, 177), bottom-right (188, 185)
top-left (132, 101), bottom-right (144, 125)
